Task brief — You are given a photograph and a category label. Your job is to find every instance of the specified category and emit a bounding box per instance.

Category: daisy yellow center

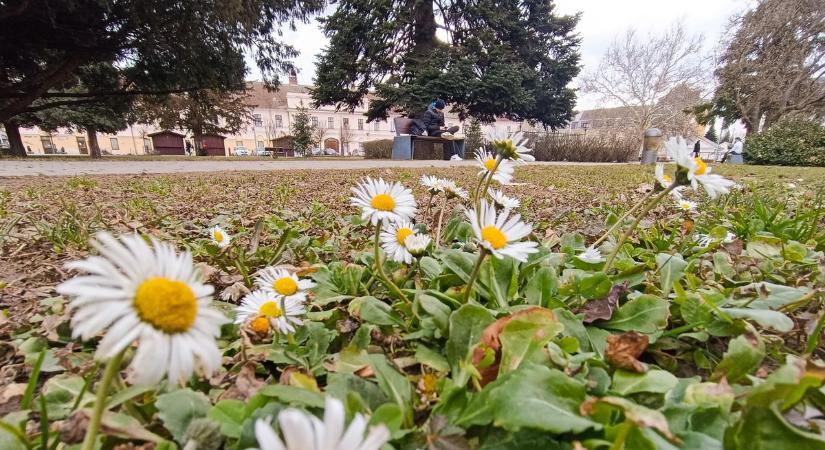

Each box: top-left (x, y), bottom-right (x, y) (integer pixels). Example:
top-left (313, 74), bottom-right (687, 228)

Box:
top-left (250, 316), bottom-right (271, 333)
top-left (133, 277), bottom-right (197, 333)
top-left (212, 230), bottom-right (224, 242)
top-left (396, 227), bottom-right (414, 246)
top-left (484, 159), bottom-right (497, 171)
top-left (680, 203), bottom-right (691, 210)
top-left (481, 226), bottom-right (507, 250)
top-left (259, 301), bottom-right (283, 318)
top-left (693, 158), bottom-right (708, 176)
top-left (371, 194), bottom-right (395, 211)
top-left (662, 175), bottom-right (672, 184)
top-left (272, 277), bottom-right (298, 296)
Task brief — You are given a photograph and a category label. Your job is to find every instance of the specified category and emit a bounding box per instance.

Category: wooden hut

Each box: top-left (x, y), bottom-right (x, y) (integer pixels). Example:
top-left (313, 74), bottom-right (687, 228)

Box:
top-left (148, 131), bottom-right (185, 155)
top-left (199, 134), bottom-right (226, 156)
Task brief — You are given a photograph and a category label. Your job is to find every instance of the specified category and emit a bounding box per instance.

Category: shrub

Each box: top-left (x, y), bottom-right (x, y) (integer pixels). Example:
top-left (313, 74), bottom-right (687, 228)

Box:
top-left (363, 139), bottom-right (393, 159)
top-left (746, 118), bottom-right (825, 166)
top-left (528, 132), bottom-right (640, 162)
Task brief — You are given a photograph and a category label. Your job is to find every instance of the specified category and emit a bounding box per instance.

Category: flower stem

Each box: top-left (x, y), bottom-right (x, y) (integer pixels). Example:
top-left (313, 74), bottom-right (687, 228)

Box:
top-left (80, 350), bottom-right (125, 450)
top-left (435, 196), bottom-right (448, 247)
top-left (373, 222), bottom-right (409, 302)
top-left (592, 188), bottom-right (658, 247)
top-left (463, 249), bottom-right (487, 303)
top-left (604, 184), bottom-right (677, 271)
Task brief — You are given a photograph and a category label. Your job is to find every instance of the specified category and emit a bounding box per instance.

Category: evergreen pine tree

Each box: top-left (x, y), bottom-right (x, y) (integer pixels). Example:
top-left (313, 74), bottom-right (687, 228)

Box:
top-left (465, 119), bottom-right (484, 154)
top-left (704, 124), bottom-right (718, 143)
top-left (290, 103), bottom-right (318, 156)
top-left (312, 1), bottom-right (581, 129)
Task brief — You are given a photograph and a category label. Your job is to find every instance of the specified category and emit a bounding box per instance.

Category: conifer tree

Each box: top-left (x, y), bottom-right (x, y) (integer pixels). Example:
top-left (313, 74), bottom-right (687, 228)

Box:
top-left (312, 0), bottom-right (581, 129)
top-left (704, 124), bottom-right (718, 143)
top-left (290, 103), bottom-right (318, 156)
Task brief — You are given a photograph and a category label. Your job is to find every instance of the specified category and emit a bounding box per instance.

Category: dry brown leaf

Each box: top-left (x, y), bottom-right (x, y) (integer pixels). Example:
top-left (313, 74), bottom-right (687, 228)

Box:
top-left (219, 362), bottom-right (266, 401)
top-left (605, 331), bottom-right (649, 373)
top-left (581, 283), bottom-right (627, 323)
top-left (471, 307), bottom-right (548, 387)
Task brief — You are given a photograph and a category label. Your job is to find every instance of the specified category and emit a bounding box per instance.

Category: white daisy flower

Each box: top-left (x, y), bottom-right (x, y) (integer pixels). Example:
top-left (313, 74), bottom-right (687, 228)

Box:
top-left (577, 247), bottom-right (605, 264)
top-left (379, 220), bottom-right (416, 264)
top-left (465, 200), bottom-right (538, 262)
top-left (209, 225), bottom-right (231, 248)
top-left (236, 290), bottom-right (305, 335)
top-left (440, 179), bottom-right (469, 200)
top-left (654, 163), bottom-right (685, 200)
top-left (665, 137), bottom-right (735, 199)
top-left (255, 267), bottom-right (314, 303)
top-left (405, 233), bottom-right (432, 257)
top-left (485, 130), bottom-right (534, 162)
top-left (677, 200), bottom-right (697, 213)
top-left (724, 231), bottom-right (736, 243)
top-left (695, 234), bottom-right (712, 248)
top-left (350, 177), bottom-right (417, 225)
top-left (420, 175), bottom-right (445, 195)
top-left (475, 149), bottom-right (515, 185)
top-left (56, 232), bottom-right (227, 386)
top-left (489, 189), bottom-right (520, 210)
top-left (252, 396), bottom-right (389, 450)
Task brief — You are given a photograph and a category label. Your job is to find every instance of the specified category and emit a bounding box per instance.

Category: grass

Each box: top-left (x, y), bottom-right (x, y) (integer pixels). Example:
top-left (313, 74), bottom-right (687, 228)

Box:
top-left (0, 154), bottom-right (365, 162)
top-left (0, 163), bottom-right (823, 326)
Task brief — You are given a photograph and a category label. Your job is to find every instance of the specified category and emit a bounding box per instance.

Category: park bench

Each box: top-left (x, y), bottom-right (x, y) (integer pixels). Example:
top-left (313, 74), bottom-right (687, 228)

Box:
top-left (391, 118), bottom-right (465, 160)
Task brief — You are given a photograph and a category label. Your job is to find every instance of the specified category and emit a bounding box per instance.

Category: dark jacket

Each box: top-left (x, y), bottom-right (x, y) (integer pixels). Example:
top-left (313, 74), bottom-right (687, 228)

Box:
top-left (421, 104), bottom-right (445, 135)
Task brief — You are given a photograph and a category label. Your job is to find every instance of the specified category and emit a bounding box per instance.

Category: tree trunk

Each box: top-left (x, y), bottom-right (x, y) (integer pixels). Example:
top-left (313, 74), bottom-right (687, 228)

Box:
top-left (193, 133), bottom-right (206, 156)
top-left (87, 128), bottom-right (101, 158)
top-left (3, 120), bottom-right (27, 157)
top-left (408, 0), bottom-right (437, 59)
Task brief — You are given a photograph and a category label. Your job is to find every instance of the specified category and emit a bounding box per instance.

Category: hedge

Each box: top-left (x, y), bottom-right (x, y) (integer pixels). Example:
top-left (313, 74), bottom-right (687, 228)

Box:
top-left (746, 119), bottom-right (825, 167)
top-left (363, 139), bottom-right (393, 159)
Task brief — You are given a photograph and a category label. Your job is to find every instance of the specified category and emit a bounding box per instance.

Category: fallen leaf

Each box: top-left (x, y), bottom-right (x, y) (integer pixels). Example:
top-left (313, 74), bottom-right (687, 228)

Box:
top-left (219, 362), bottom-right (266, 401)
top-left (220, 282), bottom-right (250, 302)
top-left (605, 331), bottom-right (649, 373)
top-left (581, 283), bottom-right (628, 323)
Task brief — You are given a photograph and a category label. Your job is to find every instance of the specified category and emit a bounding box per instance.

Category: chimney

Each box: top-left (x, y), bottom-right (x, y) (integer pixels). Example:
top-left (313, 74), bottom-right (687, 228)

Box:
top-left (288, 71), bottom-right (298, 85)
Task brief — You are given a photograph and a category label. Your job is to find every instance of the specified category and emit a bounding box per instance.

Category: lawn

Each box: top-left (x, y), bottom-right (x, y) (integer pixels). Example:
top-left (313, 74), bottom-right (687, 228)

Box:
top-left (1, 161), bottom-right (824, 449)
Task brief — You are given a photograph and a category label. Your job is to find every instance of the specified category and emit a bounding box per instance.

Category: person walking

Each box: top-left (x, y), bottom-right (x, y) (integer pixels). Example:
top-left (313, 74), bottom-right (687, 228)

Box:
top-left (728, 137), bottom-right (744, 164)
top-left (692, 140), bottom-right (701, 158)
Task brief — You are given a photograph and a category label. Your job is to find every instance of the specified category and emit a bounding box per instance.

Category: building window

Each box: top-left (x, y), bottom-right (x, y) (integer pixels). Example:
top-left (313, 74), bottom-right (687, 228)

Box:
top-left (143, 138), bottom-right (151, 153)
top-left (77, 137), bottom-right (88, 154)
top-left (257, 140), bottom-right (264, 149)
top-left (40, 136), bottom-right (55, 153)
top-left (253, 114), bottom-right (263, 127)
top-left (327, 117), bottom-right (334, 129)
top-left (275, 115), bottom-right (283, 128)
top-left (311, 117), bottom-right (319, 129)
top-left (109, 138), bottom-right (119, 151)
top-left (343, 118), bottom-right (350, 129)
top-left (373, 121), bottom-right (380, 131)
top-left (357, 119), bottom-right (364, 130)
top-left (236, 141), bottom-right (243, 147)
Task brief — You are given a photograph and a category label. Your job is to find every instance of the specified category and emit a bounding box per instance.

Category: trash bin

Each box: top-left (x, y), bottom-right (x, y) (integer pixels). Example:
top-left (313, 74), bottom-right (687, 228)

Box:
top-left (640, 128), bottom-right (662, 165)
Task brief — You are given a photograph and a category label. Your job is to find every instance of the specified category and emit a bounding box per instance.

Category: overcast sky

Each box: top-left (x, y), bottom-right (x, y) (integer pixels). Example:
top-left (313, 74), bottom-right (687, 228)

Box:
top-left (246, 0), bottom-right (750, 110)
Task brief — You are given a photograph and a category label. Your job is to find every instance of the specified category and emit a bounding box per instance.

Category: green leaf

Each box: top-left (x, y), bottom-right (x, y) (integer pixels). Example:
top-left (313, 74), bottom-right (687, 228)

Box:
top-left (42, 374), bottom-right (92, 420)
top-left (446, 304), bottom-right (495, 385)
top-left (601, 294), bottom-right (669, 333)
top-left (369, 403), bottom-right (405, 439)
top-left (155, 388), bottom-right (211, 444)
top-left (326, 373), bottom-right (387, 412)
top-left (457, 363), bottom-right (597, 434)
top-left (580, 272), bottom-right (612, 300)
top-left (725, 403), bottom-right (825, 450)
top-left (722, 308), bottom-right (793, 333)
top-left (366, 354), bottom-right (413, 426)
top-left (415, 344), bottom-right (450, 373)
top-left (524, 266), bottom-right (560, 307)
top-left (441, 250), bottom-right (492, 299)
top-left (656, 253), bottom-right (687, 296)
top-left (612, 369), bottom-right (679, 395)
top-left (711, 331), bottom-right (765, 382)
top-left (419, 256), bottom-right (442, 279)
top-left (418, 293), bottom-right (451, 332)
top-left (106, 384), bottom-right (155, 409)
top-left (498, 308), bottom-right (564, 374)
top-left (349, 296), bottom-right (404, 327)
top-left (208, 399), bottom-right (245, 439)
top-left (480, 256), bottom-right (516, 306)
top-left (258, 384), bottom-right (325, 408)
top-left (738, 282), bottom-right (812, 310)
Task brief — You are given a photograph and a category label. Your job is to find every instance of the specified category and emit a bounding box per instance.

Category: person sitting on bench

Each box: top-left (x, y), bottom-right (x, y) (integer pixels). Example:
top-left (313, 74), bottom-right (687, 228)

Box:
top-left (422, 99), bottom-right (460, 137)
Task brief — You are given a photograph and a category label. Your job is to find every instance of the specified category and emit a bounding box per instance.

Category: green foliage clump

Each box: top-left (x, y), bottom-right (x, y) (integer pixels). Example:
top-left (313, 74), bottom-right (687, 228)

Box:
top-left (746, 119), bottom-right (825, 166)
top-left (290, 104), bottom-right (318, 156)
top-left (362, 139), bottom-right (394, 159)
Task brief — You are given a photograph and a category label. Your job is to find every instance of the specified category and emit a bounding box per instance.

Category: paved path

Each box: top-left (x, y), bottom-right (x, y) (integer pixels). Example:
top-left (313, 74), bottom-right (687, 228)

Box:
top-left (0, 158), bottom-right (616, 177)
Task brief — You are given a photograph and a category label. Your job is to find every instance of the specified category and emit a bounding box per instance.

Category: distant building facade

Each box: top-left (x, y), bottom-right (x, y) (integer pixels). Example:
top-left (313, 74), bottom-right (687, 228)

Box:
top-left (14, 76), bottom-right (527, 156)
